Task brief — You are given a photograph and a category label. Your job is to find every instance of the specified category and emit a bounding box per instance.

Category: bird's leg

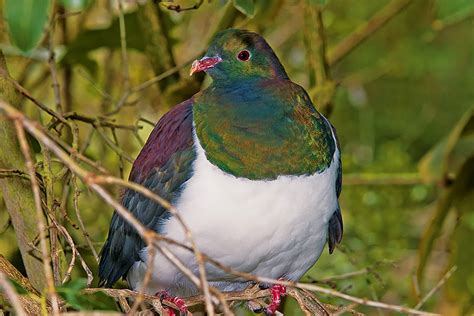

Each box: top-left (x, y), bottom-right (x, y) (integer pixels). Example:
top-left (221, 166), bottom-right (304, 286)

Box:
top-left (155, 290), bottom-right (188, 316)
top-left (264, 283), bottom-right (287, 315)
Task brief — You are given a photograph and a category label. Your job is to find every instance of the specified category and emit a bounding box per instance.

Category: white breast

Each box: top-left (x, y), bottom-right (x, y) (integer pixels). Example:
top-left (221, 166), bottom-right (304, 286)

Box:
top-left (127, 132), bottom-right (340, 296)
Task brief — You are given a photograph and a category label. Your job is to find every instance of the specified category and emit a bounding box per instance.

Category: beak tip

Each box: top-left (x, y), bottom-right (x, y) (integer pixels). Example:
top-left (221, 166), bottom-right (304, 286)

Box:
top-left (189, 56), bottom-right (221, 76)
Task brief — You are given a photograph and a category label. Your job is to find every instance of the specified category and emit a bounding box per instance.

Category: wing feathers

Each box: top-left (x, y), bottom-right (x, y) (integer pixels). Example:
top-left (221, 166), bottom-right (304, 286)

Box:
top-left (98, 99), bottom-right (195, 287)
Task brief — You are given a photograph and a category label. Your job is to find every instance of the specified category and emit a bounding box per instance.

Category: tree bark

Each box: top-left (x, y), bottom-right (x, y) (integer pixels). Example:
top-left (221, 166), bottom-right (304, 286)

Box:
top-left (0, 51), bottom-right (47, 291)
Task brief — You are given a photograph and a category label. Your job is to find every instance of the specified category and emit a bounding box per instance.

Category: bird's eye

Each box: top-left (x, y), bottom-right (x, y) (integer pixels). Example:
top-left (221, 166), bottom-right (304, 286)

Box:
top-left (237, 50), bottom-right (251, 62)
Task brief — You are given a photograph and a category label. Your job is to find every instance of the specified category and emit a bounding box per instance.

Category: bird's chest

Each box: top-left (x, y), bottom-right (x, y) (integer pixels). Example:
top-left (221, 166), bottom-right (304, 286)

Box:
top-left (162, 137), bottom-right (338, 281)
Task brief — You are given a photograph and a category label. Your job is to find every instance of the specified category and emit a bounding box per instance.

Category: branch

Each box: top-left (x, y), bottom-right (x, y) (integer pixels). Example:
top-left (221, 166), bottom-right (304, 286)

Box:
top-left (0, 272), bottom-right (27, 316)
top-left (414, 265), bottom-right (457, 309)
top-left (343, 172), bottom-right (423, 186)
top-left (303, 1), bottom-right (335, 116)
top-left (0, 50), bottom-right (48, 291)
top-left (13, 119), bottom-right (60, 313)
top-left (0, 100), bottom-right (440, 316)
top-left (328, 0), bottom-right (414, 66)
top-left (0, 255), bottom-right (46, 315)
top-left (138, 0), bottom-right (180, 87)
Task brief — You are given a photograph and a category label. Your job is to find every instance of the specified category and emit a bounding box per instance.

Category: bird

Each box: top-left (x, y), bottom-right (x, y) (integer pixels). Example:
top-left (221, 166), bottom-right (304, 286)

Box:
top-left (98, 28), bottom-right (343, 315)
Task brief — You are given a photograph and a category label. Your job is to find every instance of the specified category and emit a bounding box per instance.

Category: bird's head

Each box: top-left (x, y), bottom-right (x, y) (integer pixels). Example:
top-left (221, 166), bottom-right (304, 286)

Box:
top-left (190, 29), bottom-right (288, 83)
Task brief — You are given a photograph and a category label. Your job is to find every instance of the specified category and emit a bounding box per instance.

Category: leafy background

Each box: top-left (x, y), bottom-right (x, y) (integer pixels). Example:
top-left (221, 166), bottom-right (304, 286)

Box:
top-left (0, 0), bottom-right (473, 314)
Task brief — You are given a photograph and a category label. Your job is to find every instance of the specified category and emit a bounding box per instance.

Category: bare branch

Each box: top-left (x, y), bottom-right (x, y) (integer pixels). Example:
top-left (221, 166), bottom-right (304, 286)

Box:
top-left (13, 119), bottom-right (60, 314)
top-left (0, 272), bottom-right (27, 316)
top-left (0, 100), bottom-right (440, 316)
top-left (415, 266), bottom-right (457, 309)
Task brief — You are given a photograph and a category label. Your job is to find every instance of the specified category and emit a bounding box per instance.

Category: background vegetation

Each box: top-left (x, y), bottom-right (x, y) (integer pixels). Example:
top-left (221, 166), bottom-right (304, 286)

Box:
top-left (0, 0), bottom-right (473, 315)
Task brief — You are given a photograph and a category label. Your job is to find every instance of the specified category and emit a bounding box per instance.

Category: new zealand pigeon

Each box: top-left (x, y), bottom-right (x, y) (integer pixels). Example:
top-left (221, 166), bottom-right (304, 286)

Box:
top-left (99, 29), bottom-right (343, 314)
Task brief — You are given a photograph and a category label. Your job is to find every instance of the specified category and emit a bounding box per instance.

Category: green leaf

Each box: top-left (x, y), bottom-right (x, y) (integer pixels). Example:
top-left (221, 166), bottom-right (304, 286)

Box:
top-left (8, 279), bottom-right (29, 295)
top-left (435, 0), bottom-right (474, 25)
top-left (4, 0), bottom-right (51, 53)
top-left (419, 108), bottom-right (474, 183)
top-left (58, 0), bottom-right (93, 11)
top-left (233, 0), bottom-right (255, 17)
top-left (56, 279), bottom-right (116, 311)
top-left (417, 109), bottom-right (474, 287)
top-left (61, 11), bottom-right (146, 75)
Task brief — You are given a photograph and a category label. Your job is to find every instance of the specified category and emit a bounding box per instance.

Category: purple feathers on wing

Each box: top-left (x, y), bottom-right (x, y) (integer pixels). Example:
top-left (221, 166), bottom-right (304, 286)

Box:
top-left (130, 99), bottom-right (195, 182)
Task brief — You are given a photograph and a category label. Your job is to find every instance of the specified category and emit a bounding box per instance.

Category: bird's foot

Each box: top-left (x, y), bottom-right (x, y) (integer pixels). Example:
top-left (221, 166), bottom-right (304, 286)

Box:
top-left (155, 290), bottom-right (188, 316)
top-left (263, 283), bottom-right (287, 315)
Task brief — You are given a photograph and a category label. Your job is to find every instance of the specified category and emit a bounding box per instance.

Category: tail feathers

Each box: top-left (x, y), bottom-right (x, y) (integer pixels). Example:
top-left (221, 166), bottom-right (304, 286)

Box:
top-left (328, 206), bottom-right (343, 254)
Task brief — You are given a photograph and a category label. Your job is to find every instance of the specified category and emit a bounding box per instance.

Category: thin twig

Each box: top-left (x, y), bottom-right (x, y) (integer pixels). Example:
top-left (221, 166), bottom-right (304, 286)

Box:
top-left (13, 119), bottom-right (60, 315)
top-left (131, 57), bottom-right (199, 94)
top-left (0, 100), bottom-right (440, 316)
top-left (414, 266), bottom-right (457, 309)
top-left (117, 0), bottom-right (129, 91)
top-left (47, 11), bottom-right (63, 113)
top-left (94, 126), bottom-right (134, 163)
top-left (72, 173), bottom-right (99, 262)
top-left (0, 168), bottom-right (30, 180)
top-left (129, 246), bottom-right (156, 314)
top-left (0, 272), bottom-right (27, 316)
top-left (343, 172), bottom-right (422, 186)
top-left (42, 147), bottom-right (62, 286)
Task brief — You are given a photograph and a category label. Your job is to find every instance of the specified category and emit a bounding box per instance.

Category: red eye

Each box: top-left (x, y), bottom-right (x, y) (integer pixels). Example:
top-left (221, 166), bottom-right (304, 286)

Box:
top-left (237, 50), bottom-right (251, 62)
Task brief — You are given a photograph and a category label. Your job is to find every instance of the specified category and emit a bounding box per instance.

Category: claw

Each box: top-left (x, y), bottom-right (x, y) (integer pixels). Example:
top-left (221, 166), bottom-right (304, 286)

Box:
top-left (264, 284), bottom-right (286, 315)
top-left (155, 290), bottom-right (188, 315)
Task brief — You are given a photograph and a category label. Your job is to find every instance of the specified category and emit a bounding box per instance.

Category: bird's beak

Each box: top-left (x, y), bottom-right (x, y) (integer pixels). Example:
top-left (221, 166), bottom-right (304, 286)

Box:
top-left (190, 56), bottom-right (222, 76)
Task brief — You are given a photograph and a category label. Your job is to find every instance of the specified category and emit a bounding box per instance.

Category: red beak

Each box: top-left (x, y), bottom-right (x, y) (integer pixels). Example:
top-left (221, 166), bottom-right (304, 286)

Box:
top-left (190, 56), bottom-right (222, 76)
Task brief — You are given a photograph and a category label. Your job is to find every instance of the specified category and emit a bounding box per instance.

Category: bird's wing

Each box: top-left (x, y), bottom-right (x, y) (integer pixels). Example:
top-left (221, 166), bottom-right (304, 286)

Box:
top-left (327, 122), bottom-right (343, 254)
top-left (98, 99), bottom-right (195, 287)
top-left (285, 81), bottom-right (343, 254)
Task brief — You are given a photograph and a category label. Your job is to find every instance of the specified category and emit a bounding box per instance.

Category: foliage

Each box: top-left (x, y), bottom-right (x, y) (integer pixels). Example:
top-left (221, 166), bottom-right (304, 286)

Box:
top-left (3, 0), bottom-right (51, 53)
top-left (0, 0), bottom-right (472, 315)
top-left (56, 279), bottom-right (117, 311)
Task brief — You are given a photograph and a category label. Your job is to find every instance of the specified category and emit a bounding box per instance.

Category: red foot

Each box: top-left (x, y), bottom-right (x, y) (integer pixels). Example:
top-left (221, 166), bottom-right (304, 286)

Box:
top-left (165, 307), bottom-right (176, 316)
top-left (265, 283), bottom-right (287, 315)
top-left (155, 290), bottom-right (188, 315)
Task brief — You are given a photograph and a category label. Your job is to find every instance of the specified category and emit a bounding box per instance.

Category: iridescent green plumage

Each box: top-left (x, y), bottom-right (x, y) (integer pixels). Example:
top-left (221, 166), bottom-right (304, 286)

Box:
top-left (193, 29), bottom-right (335, 180)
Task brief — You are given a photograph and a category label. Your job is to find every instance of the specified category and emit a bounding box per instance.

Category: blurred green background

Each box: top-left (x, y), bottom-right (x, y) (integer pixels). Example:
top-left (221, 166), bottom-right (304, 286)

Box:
top-left (0, 0), bottom-right (473, 314)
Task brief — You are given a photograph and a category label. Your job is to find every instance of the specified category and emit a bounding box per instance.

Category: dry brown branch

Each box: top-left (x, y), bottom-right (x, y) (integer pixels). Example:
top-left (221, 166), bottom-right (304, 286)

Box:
top-left (0, 255), bottom-right (40, 297)
top-left (43, 147), bottom-right (64, 287)
top-left (0, 168), bottom-right (29, 180)
top-left (129, 246), bottom-right (157, 314)
top-left (47, 216), bottom-right (94, 286)
top-left (0, 100), bottom-right (441, 316)
top-left (0, 256), bottom-right (47, 315)
top-left (0, 272), bottom-right (27, 316)
top-left (60, 112), bottom-right (141, 131)
top-left (0, 100), bottom-right (228, 314)
top-left (13, 119), bottom-right (61, 314)
top-left (84, 285), bottom-right (269, 311)
top-left (71, 173), bottom-right (99, 262)
top-left (287, 288), bottom-right (327, 316)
